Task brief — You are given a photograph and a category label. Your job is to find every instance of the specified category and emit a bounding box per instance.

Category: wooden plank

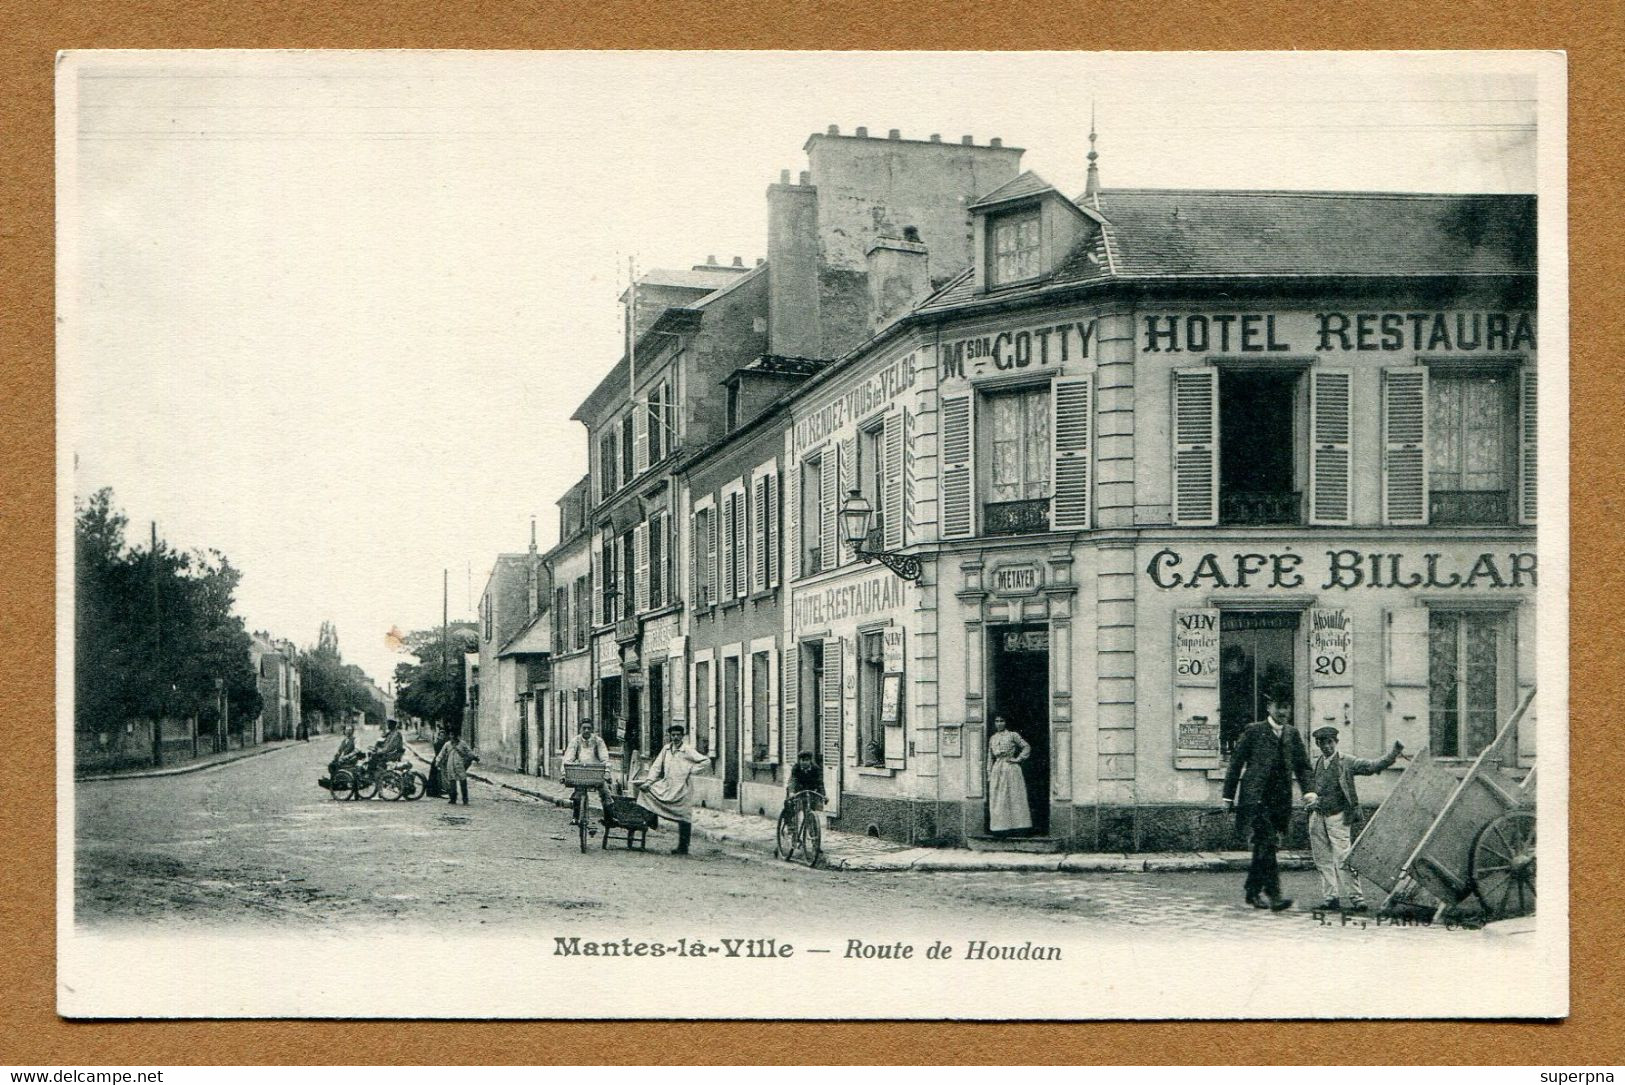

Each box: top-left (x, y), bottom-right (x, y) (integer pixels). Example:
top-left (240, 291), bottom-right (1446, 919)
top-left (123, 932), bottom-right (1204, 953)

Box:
top-left (1346, 748), bottom-right (1461, 894)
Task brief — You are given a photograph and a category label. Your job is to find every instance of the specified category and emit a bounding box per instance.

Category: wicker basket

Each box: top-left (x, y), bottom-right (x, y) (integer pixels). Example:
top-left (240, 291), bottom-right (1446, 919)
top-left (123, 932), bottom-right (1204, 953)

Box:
top-left (562, 763), bottom-right (608, 787)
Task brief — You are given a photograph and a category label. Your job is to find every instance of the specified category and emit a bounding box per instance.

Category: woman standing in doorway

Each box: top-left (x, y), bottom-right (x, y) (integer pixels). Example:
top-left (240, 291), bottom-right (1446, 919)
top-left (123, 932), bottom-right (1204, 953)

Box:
top-left (987, 715), bottom-right (1033, 835)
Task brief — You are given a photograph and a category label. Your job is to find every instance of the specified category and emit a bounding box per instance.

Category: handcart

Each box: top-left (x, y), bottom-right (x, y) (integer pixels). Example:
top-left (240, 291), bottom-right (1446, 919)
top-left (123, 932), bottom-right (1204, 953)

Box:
top-left (560, 763), bottom-right (657, 852)
top-left (1345, 689), bottom-right (1537, 923)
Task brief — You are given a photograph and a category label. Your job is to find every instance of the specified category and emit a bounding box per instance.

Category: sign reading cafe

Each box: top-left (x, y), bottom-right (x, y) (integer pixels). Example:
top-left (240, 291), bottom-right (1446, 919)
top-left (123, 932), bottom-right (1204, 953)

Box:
top-left (1145, 549), bottom-right (1538, 591)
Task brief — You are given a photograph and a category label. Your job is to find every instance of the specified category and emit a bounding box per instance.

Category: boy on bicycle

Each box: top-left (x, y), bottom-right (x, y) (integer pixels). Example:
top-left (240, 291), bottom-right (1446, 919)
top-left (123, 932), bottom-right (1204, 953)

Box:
top-left (782, 749), bottom-right (826, 817)
top-left (564, 719), bottom-right (612, 824)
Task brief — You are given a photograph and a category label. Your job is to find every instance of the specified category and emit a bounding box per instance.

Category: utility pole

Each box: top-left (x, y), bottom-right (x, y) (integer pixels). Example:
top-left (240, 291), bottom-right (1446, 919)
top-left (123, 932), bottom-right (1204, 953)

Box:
top-left (442, 568), bottom-right (449, 732)
top-left (151, 521), bottom-right (162, 766)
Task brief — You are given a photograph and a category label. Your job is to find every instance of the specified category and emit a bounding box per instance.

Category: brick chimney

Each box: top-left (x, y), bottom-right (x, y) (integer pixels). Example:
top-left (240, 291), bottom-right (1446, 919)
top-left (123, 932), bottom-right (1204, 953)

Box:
top-left (765, 172), bottom-right (822, 359)
top-left (866, 231), bottom-right (930, 329)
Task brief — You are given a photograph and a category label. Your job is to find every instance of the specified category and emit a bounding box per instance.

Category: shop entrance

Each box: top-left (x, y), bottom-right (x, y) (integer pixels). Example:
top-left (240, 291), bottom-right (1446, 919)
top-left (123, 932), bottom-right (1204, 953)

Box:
top-left (722, 655), bottom-right (741, 800)
top-left (1218, 610), bottom-right (1300, 755)
top-left (987, 624), bottom-right (1050, 835)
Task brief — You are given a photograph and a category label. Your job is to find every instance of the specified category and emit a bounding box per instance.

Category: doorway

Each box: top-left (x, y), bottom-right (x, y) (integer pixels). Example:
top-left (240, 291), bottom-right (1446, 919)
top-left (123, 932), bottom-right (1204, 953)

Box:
top-left (987, 624), bottom-right (1050, 835)
top-left (518, 696), bottom-right (529, 775)
top-left (1218, 610), bottom-right (1300, 755)
top-left (722, 655), bottom-right (741, 800)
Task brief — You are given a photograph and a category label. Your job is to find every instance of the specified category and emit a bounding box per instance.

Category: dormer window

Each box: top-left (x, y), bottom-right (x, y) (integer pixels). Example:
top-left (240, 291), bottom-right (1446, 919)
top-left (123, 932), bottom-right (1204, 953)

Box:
top-left (989, 209), bottom-right (1041, 286)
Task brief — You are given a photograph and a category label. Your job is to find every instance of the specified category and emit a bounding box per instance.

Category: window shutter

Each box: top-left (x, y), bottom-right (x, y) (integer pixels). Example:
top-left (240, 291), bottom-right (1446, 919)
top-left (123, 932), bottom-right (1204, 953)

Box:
top-left (634, 522), bottom-right (649, 613)
top-left (1519, 369), bottom-right (1537, 525)
top-left (708, 655), bottom-right (720, 757)
top-left (591, 531), bottom-right (603, 627)
top-left (633, 405), bottom-right (648, 476)
top-left (785, 465), bottom-right (799, 582)
top-left (1052, 374), bottom-right (1093, 530)
top-left (1309, 368), bottom-right (1353, 526)
top-left (752, 475), bottom-right (769, 593)
top-left (820, 450), bottom-right (838, 572)
top-left (767, 646), bottom-right (780, 764)
top-left (689, 513), bottom-right (700, 608)
top-left (706, 505), bottom-right (718, 607)
top-left (742, 649), bottom-right (754, 763)
top-left (1382, 367), bottom-right (1429, 526)
top-left (735, 490), bottom-right (748, 599)
top-left (838, 435), bottom-right (857, 565)
top-left (940, 393), bottom-right (974, 539)
top-left (822, 635), bottom-right (842, 796)
top-left (766, 471), bottom-right (780, 587)
top-left (1515, 604), bottom-right (1535, 764)
top-left (720, 494), bottom-right (735, 601)
top-left (883, 411), bottom-right (905, 550)
top-left (1171, 368), bottom-right (1219, 527)
top-left (1173, 608), bottom-right (1220, 766)
top-left (781, 645), bottom-right (798, 759)
top-left (1385, 607), bottom-right (1431, 753)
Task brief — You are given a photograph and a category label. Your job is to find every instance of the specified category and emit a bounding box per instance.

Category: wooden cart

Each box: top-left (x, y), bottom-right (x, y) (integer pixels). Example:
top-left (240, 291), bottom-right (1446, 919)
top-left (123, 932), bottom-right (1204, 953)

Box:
top-left (1344, 689), bottom-right (1537, 922)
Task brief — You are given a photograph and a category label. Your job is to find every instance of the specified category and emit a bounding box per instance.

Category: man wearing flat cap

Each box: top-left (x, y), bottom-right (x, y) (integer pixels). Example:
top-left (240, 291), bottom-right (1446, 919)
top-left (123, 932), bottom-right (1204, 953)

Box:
top-left (1308, 725), bottom-right (1404, 912)
top-left (1223, 691), bottom-right (1315, 912)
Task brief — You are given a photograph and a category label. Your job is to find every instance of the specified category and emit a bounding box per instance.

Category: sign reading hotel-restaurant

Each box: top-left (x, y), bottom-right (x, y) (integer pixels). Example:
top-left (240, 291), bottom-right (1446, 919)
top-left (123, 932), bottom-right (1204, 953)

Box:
top-left (791, 573), bottom-right (909, 632)
top-left (1140, 310), bottom-right (1536, 355)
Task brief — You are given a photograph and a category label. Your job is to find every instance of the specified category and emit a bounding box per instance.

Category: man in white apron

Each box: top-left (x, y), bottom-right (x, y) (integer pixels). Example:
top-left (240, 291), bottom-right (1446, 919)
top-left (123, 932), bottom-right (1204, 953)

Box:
top-left (634, 724), bottom-right (713, 855)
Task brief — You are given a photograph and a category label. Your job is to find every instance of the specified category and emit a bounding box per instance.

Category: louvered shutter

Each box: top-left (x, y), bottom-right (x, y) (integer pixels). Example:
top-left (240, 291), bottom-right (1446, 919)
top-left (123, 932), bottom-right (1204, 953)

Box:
top-left (767, 647), bottom-right (780, 764)
top-left (591, 531), bottom-right (603, 626)
top-left (688, 512), bottom-right (700, 608)
top-left (883, 411), bottom-right (905, 550)
top-left (634, 522), bottom-right (649, 613)
top-left (1309, 368), bottom-right (1353, 526)
top-left (1519, 369), bottom-right (1537, 525)
top-left (785, 462), bottom-right (800, 582)
top-left (667, 636), bottom-right (687, 729)
top-left (822, 635), bottom-right (842, 803)
top-left (940, 394), bottom-right (974, 539)
top-left (1515, 604), bottom-right (1536, 763)
top-left (819, 450), bottom-right (837, 572)
top-left (1052, 375), bottom-right (1093, 530)
top-left (752, 475), bottom-right (769, 593)
top-left (720, 493), bottom-right (735, 601)
top-left (1171, 368), bottom-right (1219, 526)
top-left (838, 435), bottom-right (857, 565)
top-left (706, 504), bottom-right (718, 607)
top-left (1385, 607), bottom-right (1431, 753)
top-left (782, 646), bottom-right (799, 759)
top-left (1382, 367), bottom-right (1429, 526)
top-left (735, 490), bottom-right (748, 598)
top-left (766, 472), bottom-right (780, 587)
top-left (633, 405), bottom-right (648, 477)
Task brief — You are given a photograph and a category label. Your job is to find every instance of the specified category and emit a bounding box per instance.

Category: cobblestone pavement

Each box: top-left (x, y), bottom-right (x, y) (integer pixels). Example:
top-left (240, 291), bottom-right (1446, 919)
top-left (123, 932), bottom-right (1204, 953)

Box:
top-left (75, 734), bottom-right (1452, 945)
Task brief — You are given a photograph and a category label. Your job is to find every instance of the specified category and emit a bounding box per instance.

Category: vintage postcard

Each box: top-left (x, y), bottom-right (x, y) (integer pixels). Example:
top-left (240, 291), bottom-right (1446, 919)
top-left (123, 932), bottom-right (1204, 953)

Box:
top-left (56, 49), bottom-right (1568, 1019)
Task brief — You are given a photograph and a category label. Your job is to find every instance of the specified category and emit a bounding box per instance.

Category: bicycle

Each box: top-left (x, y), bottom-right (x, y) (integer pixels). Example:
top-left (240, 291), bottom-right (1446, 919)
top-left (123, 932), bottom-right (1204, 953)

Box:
top-left (562, 763), bottom-right (609, 853)
top-left (776, 790), bottom-right (824, 867)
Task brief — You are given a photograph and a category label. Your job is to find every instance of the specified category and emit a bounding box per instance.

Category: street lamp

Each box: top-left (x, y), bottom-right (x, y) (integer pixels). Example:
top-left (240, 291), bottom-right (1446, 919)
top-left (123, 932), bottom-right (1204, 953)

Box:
top-left (839, 488), bottom-right (922, 582)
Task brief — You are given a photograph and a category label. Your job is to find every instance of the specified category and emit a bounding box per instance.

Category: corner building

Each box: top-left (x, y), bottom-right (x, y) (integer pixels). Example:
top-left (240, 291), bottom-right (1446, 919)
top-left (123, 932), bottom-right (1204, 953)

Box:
top-left (785, 170), bottom-right (1538, 850)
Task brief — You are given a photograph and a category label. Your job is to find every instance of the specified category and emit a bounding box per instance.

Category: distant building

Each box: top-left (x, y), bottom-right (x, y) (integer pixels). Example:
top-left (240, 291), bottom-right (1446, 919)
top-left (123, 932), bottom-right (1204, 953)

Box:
top-left (249, 632), bottom-right (301, 744)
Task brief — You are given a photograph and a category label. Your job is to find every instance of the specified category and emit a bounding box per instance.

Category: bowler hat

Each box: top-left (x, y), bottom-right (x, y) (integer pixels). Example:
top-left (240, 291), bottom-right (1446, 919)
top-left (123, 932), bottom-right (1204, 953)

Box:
top-left (1311, 725), bottom-right (1340, 741)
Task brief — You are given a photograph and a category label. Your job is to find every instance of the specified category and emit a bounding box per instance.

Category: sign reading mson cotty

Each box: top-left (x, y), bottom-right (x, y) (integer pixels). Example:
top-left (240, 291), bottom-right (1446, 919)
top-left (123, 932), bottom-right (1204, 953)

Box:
top-left (939, 319), bottom-right (1097, 381)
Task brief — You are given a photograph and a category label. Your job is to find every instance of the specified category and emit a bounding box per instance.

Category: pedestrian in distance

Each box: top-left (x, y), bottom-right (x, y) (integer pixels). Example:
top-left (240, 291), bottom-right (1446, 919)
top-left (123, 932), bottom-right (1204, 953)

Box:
top-left (1222, 691), bottom-right (1316, 912)
top-left (435, 728), bottom-right (478, 805)
top-left (986, 715), bottom-right (1033, 835)
top-left (634, 724), bottom-right (713, 855)
top-left (1307, 726), bottom-right (1404, 913)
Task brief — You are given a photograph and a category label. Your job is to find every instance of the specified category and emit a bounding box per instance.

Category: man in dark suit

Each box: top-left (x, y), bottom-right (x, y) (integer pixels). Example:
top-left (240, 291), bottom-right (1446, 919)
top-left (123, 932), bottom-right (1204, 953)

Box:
top-left (1222, 692), bottom-right (1316, 911)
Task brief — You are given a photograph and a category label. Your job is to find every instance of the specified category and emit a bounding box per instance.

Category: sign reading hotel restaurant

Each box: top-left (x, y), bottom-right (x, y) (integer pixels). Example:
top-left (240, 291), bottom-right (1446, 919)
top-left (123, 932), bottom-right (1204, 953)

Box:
top-left (938, 319), bottom-right (1097, 382)
top-left (990, 563), bottom-right (1043, 596)
top-left (790, 355), bottom-right (915, 455)
top-left (1173, 609), bottom-right (1219, 686)
top-left (1308, 609), bottom-right (1352, 686)
top-left (1141, 310), bottom-right (1536, 355)
top-left (1145, 548), bottom-right (1538, 591)
top-left (791, 573), bottom-right (908, 632)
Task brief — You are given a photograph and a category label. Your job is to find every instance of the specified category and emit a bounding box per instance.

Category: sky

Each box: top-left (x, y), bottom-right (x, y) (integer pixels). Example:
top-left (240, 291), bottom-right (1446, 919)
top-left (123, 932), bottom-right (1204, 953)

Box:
top-left (59, 51), bottom-right (1542, 688)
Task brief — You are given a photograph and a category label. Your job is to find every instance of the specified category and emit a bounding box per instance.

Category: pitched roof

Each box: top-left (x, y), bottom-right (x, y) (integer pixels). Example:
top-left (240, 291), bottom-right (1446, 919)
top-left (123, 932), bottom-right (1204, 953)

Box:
top-left (497, 611), bottom-right (550, 657)
top-left (968, 170), bottom-right (1055, 209)
top-left (919, 188), bottom-right (1535, 312)
top-left (635, 265), bottom-right (752, 292)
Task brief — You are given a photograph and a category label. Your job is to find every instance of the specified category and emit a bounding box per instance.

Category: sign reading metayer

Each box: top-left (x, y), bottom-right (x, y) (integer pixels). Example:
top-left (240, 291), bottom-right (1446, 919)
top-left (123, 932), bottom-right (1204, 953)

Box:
top-left (1142, 311), bottom-right (1536, 355)
top-left (989, 563), bottom-right (1043, 596)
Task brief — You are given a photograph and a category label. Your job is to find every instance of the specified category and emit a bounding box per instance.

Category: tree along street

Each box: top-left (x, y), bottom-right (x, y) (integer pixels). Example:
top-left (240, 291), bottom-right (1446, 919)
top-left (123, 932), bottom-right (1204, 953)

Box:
top-left (76, 734), bottom-right (1449, 941)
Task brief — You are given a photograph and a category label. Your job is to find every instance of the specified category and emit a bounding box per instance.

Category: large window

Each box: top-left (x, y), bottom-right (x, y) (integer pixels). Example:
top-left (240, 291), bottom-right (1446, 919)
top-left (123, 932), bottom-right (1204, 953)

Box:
top-left (989, 209), bottom-right (1041, 286)
top-left (983, 384), bottom-right (1051, 535)
top-left (621, 414), bottom-right (636, 483)
top-left (1429, 371), bottom-right (1515, 525)
top-left (600, 537), bottom-right (617, 624)
top-left (859, 422), bottom-right (885, 547)
top-left (647, 383), bottom-right (665, 464)
top-left (1428, 611), bottom-right (1508, 758)
top-left (1218, 369), bottom-right (1304, 526)
top-left (598, 431), bottom-right (619, 498)
top-left (573, 576), bottom-right (587, 649)
top-left (857, 631), bottom-right (886, 767)
top-left (800, 455), bottom-right (823, 574)
top-left (750, 650), bottom-right (771, 762)
top-left (693, 505), bottom-right (714, 606)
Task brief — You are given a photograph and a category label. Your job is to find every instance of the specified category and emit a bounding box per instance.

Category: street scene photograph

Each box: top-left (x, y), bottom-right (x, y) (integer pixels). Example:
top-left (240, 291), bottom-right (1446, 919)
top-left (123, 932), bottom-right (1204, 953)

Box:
top-left (56, 49), bottom-right (1567, 1020)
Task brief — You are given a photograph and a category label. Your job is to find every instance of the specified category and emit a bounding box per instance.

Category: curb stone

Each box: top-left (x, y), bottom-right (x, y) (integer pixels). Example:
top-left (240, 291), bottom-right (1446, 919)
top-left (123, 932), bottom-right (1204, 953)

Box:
top-left (77, 740), bottom-right (304, 783)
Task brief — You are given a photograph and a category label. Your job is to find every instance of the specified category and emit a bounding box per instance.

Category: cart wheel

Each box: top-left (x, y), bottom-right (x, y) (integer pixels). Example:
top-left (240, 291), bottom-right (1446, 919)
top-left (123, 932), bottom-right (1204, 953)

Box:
top-left (1470, 811), bottom-right (1536, 920)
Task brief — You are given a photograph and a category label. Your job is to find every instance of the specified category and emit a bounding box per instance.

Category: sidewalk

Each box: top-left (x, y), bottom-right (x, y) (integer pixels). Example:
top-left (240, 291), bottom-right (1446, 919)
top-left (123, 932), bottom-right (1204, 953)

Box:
top-left (77, 738), bottom-right (305, 782)
top-left (409, 742), bottom-right (1312, 874)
